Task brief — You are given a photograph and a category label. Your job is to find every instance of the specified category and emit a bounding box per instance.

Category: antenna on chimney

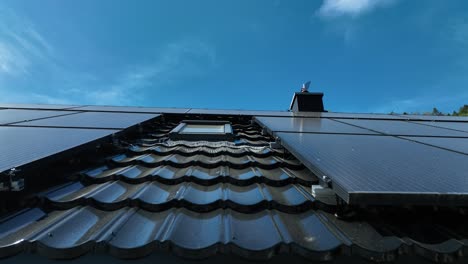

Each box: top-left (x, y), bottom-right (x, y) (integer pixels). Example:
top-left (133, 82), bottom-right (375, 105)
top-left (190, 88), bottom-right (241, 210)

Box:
top-left (290, 81), bottom-right (325, 112)
top-left (301, 81), bottom-right (311, 93)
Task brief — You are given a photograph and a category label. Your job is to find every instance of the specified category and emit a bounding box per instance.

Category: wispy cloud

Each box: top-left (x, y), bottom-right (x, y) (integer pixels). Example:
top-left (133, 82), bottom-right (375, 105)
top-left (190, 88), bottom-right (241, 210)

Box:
top-left (61, 38), bottom-right (217, 106)
top-left (315, 0), bottom-right (398, 44)
top-left (0, 4), bottom-right (217, 106)
top-left (317, 0), bottom-right (397, 18)
top-left (0, 7), bottom-right (54, 77)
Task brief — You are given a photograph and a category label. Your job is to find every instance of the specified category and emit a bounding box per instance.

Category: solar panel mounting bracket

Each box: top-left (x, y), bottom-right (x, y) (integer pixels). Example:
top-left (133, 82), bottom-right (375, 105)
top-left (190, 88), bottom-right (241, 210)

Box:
top-left (0, 168), bottom-right (25, 192)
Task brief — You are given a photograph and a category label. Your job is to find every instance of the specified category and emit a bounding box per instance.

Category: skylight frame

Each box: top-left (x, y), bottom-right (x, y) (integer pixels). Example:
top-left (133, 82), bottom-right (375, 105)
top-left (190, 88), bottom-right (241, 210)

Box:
top-left (169, 120), bottom-right (234, 141)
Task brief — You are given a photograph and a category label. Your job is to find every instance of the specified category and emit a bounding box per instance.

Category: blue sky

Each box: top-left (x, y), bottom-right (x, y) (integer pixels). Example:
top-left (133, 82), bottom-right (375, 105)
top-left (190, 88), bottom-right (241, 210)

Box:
top-left (0, 0), bottom-right (467, 113)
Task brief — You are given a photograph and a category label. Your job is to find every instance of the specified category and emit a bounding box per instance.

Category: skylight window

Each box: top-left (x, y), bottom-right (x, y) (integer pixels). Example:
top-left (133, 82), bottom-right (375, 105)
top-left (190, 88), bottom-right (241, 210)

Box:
top-left (169, 120), bottom-right (233, 141)
top-left (181, 124), bottom-right (225, 134)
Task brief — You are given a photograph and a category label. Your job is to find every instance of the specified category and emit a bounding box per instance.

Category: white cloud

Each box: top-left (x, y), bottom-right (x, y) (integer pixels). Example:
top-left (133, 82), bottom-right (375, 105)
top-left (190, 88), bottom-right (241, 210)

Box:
top-left (61, 38), bottom-right (217, 106)
top-left (317, 0), bottom-right (396, 18)
top-left (0, 7), bottom-right (54, 77)
top-left (0, 42), bottom-right (30, 75)
top-left (0, 4), bottom-right (217, 107)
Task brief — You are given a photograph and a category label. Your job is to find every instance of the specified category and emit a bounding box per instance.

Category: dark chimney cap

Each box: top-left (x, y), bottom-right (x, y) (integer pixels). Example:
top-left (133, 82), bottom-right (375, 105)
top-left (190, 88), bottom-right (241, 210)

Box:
top-left (289, 92), bottom-right (325, 112)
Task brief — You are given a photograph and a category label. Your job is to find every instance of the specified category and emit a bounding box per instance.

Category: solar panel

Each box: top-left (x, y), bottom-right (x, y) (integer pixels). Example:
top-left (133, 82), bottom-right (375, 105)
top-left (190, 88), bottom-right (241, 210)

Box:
top-left (276, 132), bottom-right (468, 205)
top-left (317, 112), bottom-right (404, 120)
top-left (402, 137), bottom-right (468, 155)
top-left (254, 117), bottom-right (377, 135)
top-left (0, 110), bottom-right (79, 125)
top-left (13, 112), bottom-right (160, 129)
top-left (413, 121), bottom-right (468, 133)
top-left (397, 114), bottom-right (468, 122)
top-left (188, 110), bottom-right (408, 119)
top-left (73, 105), bottom-right (189, 114)
top-left (334, 119), bottom-right (468, 137)
top-left (0, 103), bottom-right (78, 110)
top-left (0, 126), bottom-right (118, 172)
top-left (187, 108), bottom-right (292, 116)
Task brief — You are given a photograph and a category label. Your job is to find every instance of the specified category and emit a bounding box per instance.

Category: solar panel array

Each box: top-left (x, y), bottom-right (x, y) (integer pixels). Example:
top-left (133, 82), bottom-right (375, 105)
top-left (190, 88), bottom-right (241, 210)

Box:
top-left (254, 115), bottom-right (468, 206)
top-left (0, 106), bottom-right (160, 173)
top-left (2, 102), bottom-right (468, 206)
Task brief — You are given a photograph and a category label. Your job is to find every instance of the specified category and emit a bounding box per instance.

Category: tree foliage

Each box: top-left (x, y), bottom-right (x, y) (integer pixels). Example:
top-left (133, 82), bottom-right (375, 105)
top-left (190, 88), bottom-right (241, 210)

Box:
top-left (391, 105), bottom-right (468, 116)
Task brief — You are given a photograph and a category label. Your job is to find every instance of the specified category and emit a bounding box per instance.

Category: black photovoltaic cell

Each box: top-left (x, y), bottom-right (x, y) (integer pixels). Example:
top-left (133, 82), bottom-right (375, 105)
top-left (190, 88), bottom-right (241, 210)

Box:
top-left (188, 109), bottom-right (407, 119)
top-left (397, 114), bottom-right (468, 122)
top-left (0, 126), bottom-right (118, 172)
top-left (402, 137), bottom-right (468, 155)
top-left (413, 121), bottom-right (468, 133)
top-left (73, 105), bottom-right (189, 114)
top-left (187, 108), bottom-right (292, 116)
top-left (302, 112), bottom-right (404, 120)
top-left (334, 119), bottom-right (468, 137)
top-left (13, 112), bottom-right (160, 129)
top-left (276, 132), bottom-right (468, 205)
top-left (254, 117), bottom-right (377, 134)
top-left (0, 109), bottom-right (78, 125)
top-left (0, 103), bottom-right (78, 110)
top-left (187, 109), bottom-right (406, 120)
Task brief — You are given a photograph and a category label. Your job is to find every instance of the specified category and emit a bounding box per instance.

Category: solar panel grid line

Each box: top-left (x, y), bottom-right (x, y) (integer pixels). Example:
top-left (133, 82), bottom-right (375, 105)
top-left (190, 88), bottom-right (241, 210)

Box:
top-left (0, 109), bottom-right (80, 125)
top-left (400, 137), bottom-right (468, 156)
top-left (63, 105), bottom-right (91, 110)
top-left (6, 124), bottom-right (126, 131)
top-left (0, 103), bottom-right (79, 110)
top-left (331, 118), bottom-right (468, 138)
top-left (405, 120), bottom-right (468, 135)
top-left (253, 116), bottom-right (379, 135)
top-left (397, 136), bottom-right (468, 156)
top-left (260, 130), bottom-right (386, 136)
top-left (11, 112), bottom-right (161, 130)
top-left (70, 105), bottom-right (190, 114)
top-left (186, 108), bottom-right (293, 117)
top-left (396, 114), bottom-right (468, 122)
top-left (411, 121), bottom-right (468, 133)
top-left (3, 111), bottom-right (84, 126)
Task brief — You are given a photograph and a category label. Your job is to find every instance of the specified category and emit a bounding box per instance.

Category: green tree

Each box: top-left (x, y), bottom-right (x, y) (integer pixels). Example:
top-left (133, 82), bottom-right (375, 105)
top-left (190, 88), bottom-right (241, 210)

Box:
top-left (431, 107), bottom-right (442, 116)
top-left (458, 105), bottom-right (468, 116)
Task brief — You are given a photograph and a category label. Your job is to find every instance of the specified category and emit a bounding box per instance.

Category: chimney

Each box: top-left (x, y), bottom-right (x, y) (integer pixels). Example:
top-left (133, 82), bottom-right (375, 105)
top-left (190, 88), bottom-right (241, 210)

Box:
top-left (289, 82), bottom-right (325, 112)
